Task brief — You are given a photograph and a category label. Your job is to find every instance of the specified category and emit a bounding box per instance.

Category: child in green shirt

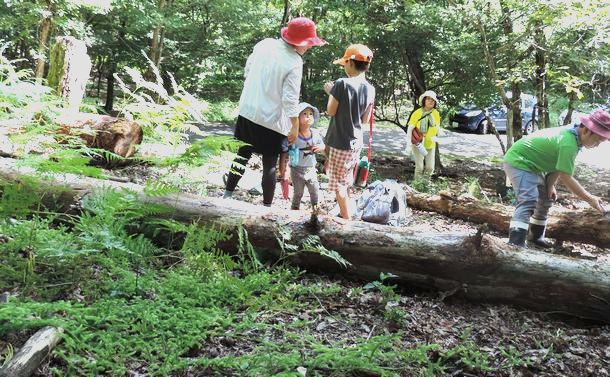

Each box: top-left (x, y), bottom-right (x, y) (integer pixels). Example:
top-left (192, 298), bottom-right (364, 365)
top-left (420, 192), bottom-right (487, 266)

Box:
top-left (503, 109), bottom-right (609, 247)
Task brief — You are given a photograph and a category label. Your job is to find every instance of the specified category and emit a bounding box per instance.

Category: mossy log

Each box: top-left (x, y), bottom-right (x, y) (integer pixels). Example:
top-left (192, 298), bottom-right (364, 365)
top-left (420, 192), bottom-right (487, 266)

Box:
top-left (405, 190), bottom-right (610, 248)
top-left (0, 157), bottom-right (609, 322)
top-left (0, 326), bottom-right (63, 377)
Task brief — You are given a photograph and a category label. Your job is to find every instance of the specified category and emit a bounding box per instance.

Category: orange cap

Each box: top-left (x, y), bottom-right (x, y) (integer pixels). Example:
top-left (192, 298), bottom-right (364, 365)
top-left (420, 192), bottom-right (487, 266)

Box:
top-left (333, 44), bottom-right (373, 65)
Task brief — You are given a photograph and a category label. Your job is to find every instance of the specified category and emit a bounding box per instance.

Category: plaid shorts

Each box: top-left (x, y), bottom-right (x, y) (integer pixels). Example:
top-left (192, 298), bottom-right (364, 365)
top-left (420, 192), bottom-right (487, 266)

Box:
top-left (326, 146), bottom-right (361, 192)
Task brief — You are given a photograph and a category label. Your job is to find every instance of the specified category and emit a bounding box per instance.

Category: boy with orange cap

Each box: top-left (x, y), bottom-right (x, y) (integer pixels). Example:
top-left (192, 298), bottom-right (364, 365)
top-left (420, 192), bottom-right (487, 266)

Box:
top-left (223, 17), bottom-right (325, 207)
top-left (323, 44), bottom-right (375, 219)
top-left (504, 109), bottom-right (610, 247)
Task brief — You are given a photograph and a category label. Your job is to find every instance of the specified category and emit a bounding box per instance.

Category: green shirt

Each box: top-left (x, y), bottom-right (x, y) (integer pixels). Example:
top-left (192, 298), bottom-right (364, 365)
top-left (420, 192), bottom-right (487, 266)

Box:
top-left (503, 127), bottom-right (579, 175)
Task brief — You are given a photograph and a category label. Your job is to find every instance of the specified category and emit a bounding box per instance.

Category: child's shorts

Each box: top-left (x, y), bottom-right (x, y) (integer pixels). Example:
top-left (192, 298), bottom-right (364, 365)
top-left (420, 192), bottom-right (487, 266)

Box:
top-left (326, 146), bottom-right (361, 192)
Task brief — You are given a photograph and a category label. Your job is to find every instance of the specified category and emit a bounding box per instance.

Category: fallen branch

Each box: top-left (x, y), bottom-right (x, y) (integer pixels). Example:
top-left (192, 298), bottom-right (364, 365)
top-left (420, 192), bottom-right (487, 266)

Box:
top-left (0, 326), bottom-right (63, 377)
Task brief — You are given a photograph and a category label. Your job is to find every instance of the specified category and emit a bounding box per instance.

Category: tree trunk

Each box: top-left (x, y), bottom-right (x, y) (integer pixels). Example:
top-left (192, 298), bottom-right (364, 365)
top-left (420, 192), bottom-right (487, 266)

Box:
top-left (0, 161), bottom-right (609, 322)
top-left (403, 47), bottom-right (426, 103)
top-left (534, 24), bottom-right (549, 130)
top-left (146, 0), bottom-right (169, 81)
top-left (0, 326), bottom-right (63, 377)
top-left (104, 60), bottom-right (116, 114)
top-left (46, 36), bottom-right (92, 108)
top-left (510, 82), bottom-right (523, 142)
top-left (281, 0), bottom-right (291, 29)
top-left (563, 91), bottom-right (577, 125)
top-left (34, 2), bottom-right (53, 83)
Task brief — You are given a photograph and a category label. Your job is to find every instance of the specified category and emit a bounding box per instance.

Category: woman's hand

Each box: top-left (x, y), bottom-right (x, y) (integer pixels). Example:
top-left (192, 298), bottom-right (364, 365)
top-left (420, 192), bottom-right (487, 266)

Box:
top-left (323, 81), bottom-right (334, 95)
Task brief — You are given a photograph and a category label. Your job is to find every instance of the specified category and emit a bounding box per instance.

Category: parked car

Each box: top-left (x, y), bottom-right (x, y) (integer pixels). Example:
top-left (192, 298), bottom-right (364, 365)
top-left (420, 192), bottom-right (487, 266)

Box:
top-left (450, 93), bottom-right (538, 135)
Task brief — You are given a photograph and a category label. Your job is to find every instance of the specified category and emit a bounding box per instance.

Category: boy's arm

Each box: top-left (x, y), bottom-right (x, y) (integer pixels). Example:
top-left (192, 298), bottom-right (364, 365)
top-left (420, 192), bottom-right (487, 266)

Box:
top-left (327, 95), bottom-right (339, 116)
top-left (556, 171), bottom-right (605, 212)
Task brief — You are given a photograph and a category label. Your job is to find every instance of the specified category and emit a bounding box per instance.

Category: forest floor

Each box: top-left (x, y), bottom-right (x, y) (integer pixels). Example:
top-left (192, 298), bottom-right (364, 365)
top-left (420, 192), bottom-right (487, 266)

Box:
top-left (3, 127), bottom-right (609, 376)
top-left (102, 139), bottom-right (610, 376)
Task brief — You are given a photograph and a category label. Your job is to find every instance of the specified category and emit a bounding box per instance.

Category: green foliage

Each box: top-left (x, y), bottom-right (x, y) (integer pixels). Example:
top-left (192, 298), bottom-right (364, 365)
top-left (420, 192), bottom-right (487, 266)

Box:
top-left (204, 100), bottom-right (238, 124)
top-left (114, 53), bottom-right (209, 145)
top-left (274, 226), bottom-right (352, 269)
top-left (412, 176), bottom-right (450, 194)
top-left (462, 176), bottom-right (482, 198)
top-left (363, 272), bottom-right (400, 305)
top-left (24, 149), bottom-right (104, 178)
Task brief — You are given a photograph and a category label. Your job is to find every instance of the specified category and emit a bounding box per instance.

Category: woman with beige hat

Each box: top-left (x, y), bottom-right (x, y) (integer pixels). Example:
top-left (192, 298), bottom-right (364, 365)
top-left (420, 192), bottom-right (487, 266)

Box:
top-left (406, 90), bottom-right (442, 181)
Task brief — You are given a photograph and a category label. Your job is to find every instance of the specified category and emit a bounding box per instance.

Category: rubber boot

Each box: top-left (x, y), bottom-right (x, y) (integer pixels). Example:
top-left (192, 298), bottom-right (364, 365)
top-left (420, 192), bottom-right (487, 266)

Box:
top-left (528, 224), bottom-right (553, 248)
top-left (508, 228), bottom-right (527, 247)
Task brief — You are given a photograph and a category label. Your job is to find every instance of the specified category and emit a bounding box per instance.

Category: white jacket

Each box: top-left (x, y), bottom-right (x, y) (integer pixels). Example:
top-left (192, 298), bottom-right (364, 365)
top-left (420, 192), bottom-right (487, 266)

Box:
top-left (238, 38), bottom-right (302, 136)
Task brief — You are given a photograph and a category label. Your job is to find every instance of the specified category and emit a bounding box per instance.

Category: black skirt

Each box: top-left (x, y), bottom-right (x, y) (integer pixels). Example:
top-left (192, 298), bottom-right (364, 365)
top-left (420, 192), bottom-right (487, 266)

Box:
top-left (234, 115), bottom-right (288, 155)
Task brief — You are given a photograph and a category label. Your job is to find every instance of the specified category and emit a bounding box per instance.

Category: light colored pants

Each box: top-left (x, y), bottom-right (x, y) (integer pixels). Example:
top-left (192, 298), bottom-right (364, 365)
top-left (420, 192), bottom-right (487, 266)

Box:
top-left (503, 162), bottom-right (554, 230)
top-left (412, 145), bottom-right (436, 180)
top-left (290, 165), bottom-right (320, 209)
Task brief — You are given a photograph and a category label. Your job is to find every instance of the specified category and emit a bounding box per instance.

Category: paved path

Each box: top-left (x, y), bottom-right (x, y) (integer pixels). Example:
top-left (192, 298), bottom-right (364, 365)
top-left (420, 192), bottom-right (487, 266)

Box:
top-left (194, 122), bottom-right (610, 170)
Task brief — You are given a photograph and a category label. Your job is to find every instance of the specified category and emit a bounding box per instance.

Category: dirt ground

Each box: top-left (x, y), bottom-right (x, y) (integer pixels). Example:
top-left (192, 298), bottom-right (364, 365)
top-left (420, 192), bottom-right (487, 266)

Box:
top-left (106, 153), bottom-right (610, 376)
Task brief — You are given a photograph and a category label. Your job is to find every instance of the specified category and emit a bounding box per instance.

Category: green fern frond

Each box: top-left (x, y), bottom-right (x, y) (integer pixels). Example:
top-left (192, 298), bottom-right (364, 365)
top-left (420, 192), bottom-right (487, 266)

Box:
top-left (300, 235), bottom-right (352, 269)
top-left (162, 136), bottom-right (245, 168)
top-left (143, 179), bottom-right (180, 197)
top-left (22, 149), bottom-right (103, 178)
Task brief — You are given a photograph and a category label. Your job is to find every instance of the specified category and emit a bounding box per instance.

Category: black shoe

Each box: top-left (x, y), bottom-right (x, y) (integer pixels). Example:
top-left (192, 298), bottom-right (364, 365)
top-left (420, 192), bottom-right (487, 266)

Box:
top-left (508, 228), bottom-right (527, 247)
top-left (528, 224), bottom-right (553, 248)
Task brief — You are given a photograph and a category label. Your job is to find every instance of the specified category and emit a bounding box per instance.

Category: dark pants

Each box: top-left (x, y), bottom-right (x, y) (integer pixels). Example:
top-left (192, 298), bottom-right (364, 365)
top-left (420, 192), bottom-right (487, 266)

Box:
top-left (225, 116), bottom-right (288, 206)
top-left (225, 146), bottom-right (279, 205)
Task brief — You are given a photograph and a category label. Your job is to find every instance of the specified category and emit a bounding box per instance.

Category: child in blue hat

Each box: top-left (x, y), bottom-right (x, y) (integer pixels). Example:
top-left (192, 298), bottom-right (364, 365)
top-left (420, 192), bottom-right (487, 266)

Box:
top-left (290, 102), bottom-right (325, 211)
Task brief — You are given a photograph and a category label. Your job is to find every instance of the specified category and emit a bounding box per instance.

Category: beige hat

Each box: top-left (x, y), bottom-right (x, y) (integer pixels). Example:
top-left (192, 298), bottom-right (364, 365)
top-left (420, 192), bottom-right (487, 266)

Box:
top-left (418, 90), bottom-right (439, 107)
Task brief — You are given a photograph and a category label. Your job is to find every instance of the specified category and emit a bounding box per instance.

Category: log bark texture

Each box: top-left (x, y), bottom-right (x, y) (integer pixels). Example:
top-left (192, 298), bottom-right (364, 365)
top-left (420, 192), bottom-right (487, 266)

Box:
top-left (405, 190), bottom-right (610, 248)
top-left (1, 158), bottom-right (609, 322)
top-left (55, 112), bottom-right (143, 158)
top-left (0, 326), bottom-right (63, 377)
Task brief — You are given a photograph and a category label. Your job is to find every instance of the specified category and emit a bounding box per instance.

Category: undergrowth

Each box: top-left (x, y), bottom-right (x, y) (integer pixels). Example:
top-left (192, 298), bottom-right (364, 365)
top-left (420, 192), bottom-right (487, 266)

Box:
top-left (0, 50), bottom-right (533, 377)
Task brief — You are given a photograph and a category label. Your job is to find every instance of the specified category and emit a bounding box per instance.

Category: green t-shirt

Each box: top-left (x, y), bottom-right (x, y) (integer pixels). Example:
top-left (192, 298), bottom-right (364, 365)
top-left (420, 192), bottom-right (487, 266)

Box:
top-left (503, 127), bottom-right (579, 175)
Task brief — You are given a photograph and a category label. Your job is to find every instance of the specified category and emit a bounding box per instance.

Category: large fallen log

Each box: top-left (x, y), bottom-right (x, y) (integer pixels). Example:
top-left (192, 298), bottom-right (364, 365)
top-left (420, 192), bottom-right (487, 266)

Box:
top-left (0, 157), bottom-right (609, 322)
top-left (0, 326), bottom-right (63, 377)
top-left (405, 190), bottom-right (610, 248)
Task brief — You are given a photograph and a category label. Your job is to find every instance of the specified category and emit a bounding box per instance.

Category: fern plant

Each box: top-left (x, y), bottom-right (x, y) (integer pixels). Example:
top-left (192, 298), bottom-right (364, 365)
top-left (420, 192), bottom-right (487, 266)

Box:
top-left (114, 51), bottom-right (208, 145)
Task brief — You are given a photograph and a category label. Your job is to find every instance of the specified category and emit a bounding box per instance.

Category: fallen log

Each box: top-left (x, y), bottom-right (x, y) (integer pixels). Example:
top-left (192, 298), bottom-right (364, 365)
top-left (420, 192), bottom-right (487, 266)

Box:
top-left (405, 190), bottom-right (610, 248)
top-left (0, 326), bottom-right (63, 377)
top-left (0, 157), bottom-right (609, 322)
top-left (55, 111), bottom-right (143, 158)
top-left (0, 111), bottom-right (142, 158)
